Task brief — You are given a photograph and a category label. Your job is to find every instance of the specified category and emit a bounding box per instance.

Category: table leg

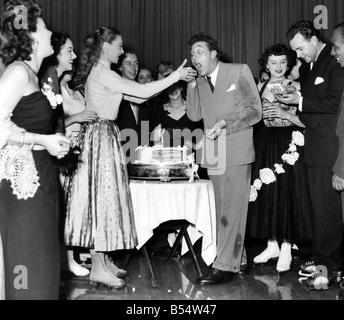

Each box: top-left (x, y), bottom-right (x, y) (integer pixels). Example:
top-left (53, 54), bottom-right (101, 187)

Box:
top-left (141, 245), bottom-right (158, 288)
top-left (182, 226), bottom-right (204, 278)
top-left (166, 227), bottom-right (185, 264)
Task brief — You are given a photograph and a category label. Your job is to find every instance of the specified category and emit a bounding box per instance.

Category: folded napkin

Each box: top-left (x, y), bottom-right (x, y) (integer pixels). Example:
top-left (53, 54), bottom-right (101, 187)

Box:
top-left (187, 153), bottom-right (199, 183)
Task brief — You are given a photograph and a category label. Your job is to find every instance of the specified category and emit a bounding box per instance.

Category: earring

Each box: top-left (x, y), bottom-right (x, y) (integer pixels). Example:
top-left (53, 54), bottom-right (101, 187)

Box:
top-left (33, 40), bottom-right (39, 53)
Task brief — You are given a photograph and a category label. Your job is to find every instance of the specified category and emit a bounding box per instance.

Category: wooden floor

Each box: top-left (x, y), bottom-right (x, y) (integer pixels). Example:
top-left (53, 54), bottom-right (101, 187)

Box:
top-left (60, 238), bottom-right (343, 302)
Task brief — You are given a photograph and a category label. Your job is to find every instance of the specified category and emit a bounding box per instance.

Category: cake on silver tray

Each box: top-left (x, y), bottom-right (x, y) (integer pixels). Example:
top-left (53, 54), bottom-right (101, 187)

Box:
top-left (128, 145), bottom-right (192, 181)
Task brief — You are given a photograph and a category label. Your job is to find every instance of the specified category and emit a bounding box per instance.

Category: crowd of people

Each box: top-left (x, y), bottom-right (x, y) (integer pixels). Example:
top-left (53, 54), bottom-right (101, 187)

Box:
top-left (0, 0), bottom-right (344, 300)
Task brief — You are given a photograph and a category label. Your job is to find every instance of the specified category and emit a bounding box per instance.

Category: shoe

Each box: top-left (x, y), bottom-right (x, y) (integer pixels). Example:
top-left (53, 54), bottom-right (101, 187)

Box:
top-left (299, 260), bottom-right (316, 277)
top-left (253, 240), bottom-right (280, 264)
top-left (299, 260), bottom-right (316, 274)
top-left (239, 263), bottom-right (250, 275)
top-left (89, 253), bottom-right (126, 290)
top-left (305, 269), bottom-right (342, 292)
top-left (276, 243), bottom-right (292, 276)
top-left (105, 255), bottom-right (127, 279)
top-left (62, 250), bottom-right (90, 277)
top-left (196, 268), bottom-right (234, 285)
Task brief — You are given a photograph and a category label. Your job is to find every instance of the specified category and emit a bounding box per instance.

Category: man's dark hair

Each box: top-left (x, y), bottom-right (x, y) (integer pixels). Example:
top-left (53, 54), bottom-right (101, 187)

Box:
top-left (286, 20), bottom-right (321, 42)
top-left (188, 33), bottom-right (222, 58)
top-left (334, 22), bottom-right (344, 40)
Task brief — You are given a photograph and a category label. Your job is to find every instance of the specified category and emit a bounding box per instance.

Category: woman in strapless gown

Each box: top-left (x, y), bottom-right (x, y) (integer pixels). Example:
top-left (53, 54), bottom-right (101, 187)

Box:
top-left (246, 44), bottom-right (312, 275)
top-left (0, 3), bottom-right (71, 300)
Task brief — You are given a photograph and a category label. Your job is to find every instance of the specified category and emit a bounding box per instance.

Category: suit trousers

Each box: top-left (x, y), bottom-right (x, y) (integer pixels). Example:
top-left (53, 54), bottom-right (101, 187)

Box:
top-left (208, 164), bottom-right (251, 273)
top-left (308, 166), bottom-right (343, 271)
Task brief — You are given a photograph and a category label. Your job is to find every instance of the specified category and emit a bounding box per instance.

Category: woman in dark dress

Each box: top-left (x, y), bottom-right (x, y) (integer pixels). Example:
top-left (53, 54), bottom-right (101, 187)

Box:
top-left (0, 0), bottom-right (71, 300)
top-left (246, 44), bottom-right (312, 275)
top-left (151, 80), bottom-right (203, 148)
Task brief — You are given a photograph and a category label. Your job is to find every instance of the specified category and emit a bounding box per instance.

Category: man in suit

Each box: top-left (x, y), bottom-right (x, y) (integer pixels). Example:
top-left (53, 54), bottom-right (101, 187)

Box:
top-left (116, 51), bottom-right (154, 162)
top-left (186, 33), bottom-right (262, 285)
top-left (331, 22), bottom-right (344, 300)
top-left (275, 20), bottom-right (344, 291)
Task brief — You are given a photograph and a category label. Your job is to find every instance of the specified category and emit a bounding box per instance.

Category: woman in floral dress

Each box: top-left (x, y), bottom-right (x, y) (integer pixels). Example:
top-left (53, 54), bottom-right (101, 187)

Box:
top-left (246, 44), bottom-right (312, 275)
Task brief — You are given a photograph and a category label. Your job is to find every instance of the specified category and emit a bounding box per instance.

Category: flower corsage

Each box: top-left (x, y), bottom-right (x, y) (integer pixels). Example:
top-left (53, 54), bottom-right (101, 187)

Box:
top-left (41, 77), bottom-right (63, 109)
top-left (249, 130), bottom-right (305, 202)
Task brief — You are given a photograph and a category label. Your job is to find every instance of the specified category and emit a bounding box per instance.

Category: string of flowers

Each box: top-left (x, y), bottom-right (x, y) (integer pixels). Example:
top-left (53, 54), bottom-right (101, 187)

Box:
top-left (41, 77), bottom-right (63, 109)
top-left (249, 130), bottom-right (305, 202)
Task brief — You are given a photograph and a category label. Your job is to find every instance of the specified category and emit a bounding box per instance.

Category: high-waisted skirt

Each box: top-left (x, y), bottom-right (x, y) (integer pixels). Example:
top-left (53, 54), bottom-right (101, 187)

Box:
top-left (246, 126), bottom-right (313, 244)
top-left (64, 119), bottom-right (137, 251)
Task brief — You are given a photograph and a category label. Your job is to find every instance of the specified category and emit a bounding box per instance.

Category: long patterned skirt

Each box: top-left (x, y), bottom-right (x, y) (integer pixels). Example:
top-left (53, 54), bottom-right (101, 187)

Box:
top-left (64, 119), bottom-right (137, 252)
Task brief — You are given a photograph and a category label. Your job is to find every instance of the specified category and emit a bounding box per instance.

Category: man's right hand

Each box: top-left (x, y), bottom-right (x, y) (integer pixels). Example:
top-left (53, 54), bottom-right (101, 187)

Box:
top-left (332, 173), bottom-right (344, 192)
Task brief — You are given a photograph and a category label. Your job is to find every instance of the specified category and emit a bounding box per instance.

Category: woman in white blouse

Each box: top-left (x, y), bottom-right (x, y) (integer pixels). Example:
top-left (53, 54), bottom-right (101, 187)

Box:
top-left (64, 26), bottom-right (196, 289)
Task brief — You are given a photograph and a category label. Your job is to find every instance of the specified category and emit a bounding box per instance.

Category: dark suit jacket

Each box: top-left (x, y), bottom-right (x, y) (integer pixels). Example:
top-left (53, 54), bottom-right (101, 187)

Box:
top-left (116, 99), bottom-right (154, 159)
top-left (186, 62), bottom-right (262, 169)
top-left (298, 44), bottom-right (344, 166)
top-left (333, 93), bottom-right (344, 178)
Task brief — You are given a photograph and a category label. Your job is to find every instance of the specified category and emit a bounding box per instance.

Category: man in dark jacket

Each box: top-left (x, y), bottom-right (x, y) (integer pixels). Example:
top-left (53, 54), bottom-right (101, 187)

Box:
top-left (276, 20), bottom-right (344, 291)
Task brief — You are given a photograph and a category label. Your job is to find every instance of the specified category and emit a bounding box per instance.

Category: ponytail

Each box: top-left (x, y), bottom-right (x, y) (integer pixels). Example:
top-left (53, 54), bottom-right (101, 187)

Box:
top-left (73, 26), bottom-right (121, 87)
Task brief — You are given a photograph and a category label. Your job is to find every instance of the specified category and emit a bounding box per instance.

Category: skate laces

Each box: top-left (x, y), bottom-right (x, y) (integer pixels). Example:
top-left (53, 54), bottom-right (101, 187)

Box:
top-left (304, 260), bottom-right (314, 268)
top-left (310, 270), bottom-right (323, 279)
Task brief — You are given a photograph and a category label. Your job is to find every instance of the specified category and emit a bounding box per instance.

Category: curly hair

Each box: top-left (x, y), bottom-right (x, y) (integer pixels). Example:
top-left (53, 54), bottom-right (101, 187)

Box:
top-left (188, 33), bottom-right (222, 59)
top-left (1, 0), bottom-right (42, 64)
top-left (259, 43), bottom-right (297, 77)
top-left (0, 27), bottom-right (16, 66)
top-left (50, 32), bottom-right (71, 66)
top-left (73, 26), bottom-right (121, 87)
top-left (286, 20), bottom-right (321, 42)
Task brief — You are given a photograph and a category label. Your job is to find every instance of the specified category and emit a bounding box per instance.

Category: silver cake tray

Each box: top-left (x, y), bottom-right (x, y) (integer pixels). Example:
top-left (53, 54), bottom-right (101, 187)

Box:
top-left (128, 163), bottom-right (192, 182)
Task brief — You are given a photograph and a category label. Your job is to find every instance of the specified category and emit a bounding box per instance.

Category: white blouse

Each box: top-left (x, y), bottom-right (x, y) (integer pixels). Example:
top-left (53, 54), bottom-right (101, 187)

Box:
top-left (61, 84), bottom-right (85, 138)
top-left (85, 64), bottom-right (179, 120)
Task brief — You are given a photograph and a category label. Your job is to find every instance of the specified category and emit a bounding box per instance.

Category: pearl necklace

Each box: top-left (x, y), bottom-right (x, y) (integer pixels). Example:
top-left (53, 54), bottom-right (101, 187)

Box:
top-left (21, 60), bottom-right (38, 78)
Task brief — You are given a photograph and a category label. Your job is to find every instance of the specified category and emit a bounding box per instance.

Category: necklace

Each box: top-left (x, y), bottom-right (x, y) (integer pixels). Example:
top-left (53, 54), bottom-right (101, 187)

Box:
top-left (168, 100), bottom-right (185, 109)
top-left (21, 60), bottom-right (38, 78)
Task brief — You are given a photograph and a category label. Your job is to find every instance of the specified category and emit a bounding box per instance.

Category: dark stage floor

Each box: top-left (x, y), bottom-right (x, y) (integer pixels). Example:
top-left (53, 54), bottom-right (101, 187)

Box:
top-left (60, 238), bottom-right (343, 302)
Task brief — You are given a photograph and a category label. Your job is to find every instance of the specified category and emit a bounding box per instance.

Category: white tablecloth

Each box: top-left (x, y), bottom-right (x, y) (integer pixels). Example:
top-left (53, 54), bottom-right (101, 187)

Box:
top-left (129, 179), bottom-right (217, 266)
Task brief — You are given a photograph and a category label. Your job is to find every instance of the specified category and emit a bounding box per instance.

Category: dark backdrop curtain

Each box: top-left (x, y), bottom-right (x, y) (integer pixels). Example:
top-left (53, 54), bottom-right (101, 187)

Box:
top-left (1, 0), bottom-right (343, 77)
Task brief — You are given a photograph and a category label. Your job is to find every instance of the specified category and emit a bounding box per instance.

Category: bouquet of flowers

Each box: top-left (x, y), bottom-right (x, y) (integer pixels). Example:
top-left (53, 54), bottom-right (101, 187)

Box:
top-left (41, 77), bottom-right (63, 109)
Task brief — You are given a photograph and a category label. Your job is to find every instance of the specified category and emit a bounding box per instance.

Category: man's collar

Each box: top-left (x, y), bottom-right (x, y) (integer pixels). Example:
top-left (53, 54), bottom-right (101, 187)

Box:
top-left (315, 43), bottom-right (326, 62)
top-left (207, 62), bottom-right (220, 83)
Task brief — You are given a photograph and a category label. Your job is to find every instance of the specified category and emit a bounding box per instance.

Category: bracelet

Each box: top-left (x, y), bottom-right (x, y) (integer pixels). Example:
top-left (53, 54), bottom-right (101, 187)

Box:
top-left (19, 131), bottom-right (25, 148)
top-left (30, 133), bottom-right (35, 150)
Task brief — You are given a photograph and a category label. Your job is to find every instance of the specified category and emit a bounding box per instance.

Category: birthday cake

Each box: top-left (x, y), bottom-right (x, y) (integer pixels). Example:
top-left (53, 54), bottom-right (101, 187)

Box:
top-left (128, 145), bottom-right (193, 181)
top-left (135, 145), bottom-right (189, 164)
